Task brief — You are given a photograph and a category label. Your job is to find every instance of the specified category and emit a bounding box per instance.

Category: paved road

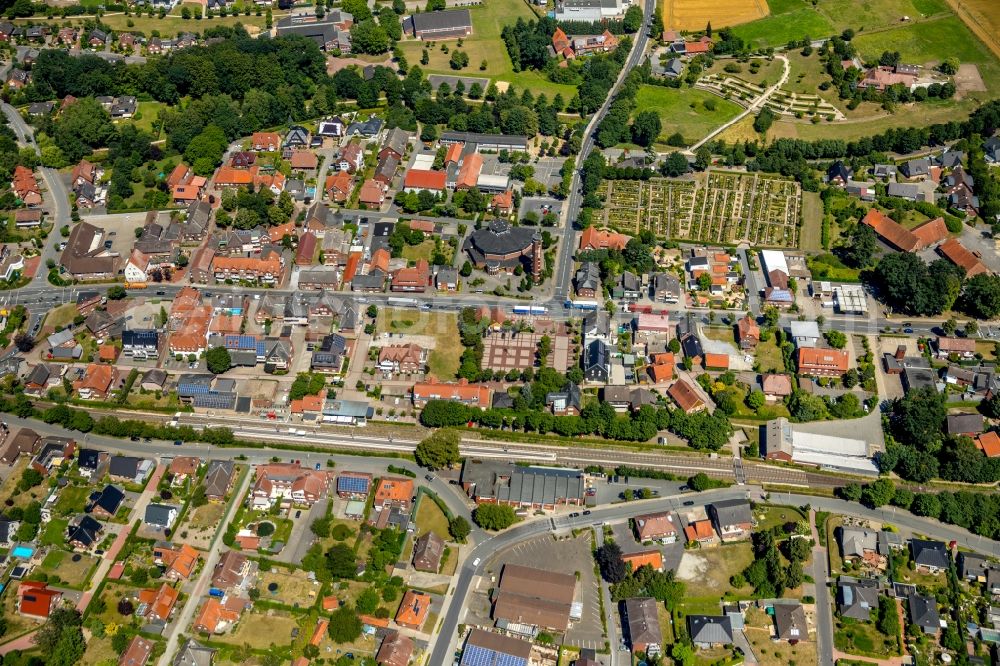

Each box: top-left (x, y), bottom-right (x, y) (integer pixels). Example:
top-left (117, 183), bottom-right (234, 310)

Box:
top-left (155, 467), bottom-right (253, 666)
top-left (810, 509), bottom-right (834, 666)
top-left (429, 486), bottom-right (1000, 666)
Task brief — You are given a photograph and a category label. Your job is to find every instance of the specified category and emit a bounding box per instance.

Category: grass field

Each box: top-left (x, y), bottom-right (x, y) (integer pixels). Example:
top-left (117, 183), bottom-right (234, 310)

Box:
top-left (731, 0), bottom-right (834, 48)
top-left (414, 495), bottom-right (450, 543)
top-left (853, 14), bottom-right (997, 69)
top-left (800, 191), bottom-right (824, 252)
top-left (834, 616), bottom-right (900, 658)
top-left (704, 56), bottom-right (785, 87)
top-left (258, 567), bottom-right (320, 608)
top-left (730, 0), bottom-right (951, 48)
top-left (41, 517), bottom-right (69, 546)
top-left (223, 609), bottom-right (300, 649)
top-left (636, 86), bottom-right (742, 147)
top-left (130, 101), bottom-right (165, 135)
top-left (396, 0), bottom-right (576, 99)
top-left (662, 0), bottom-right (768, 31)
top-left (54, 484), bottom-right (90, 517)
top-left (715, 115), bottom-right (759, 144)
top-left (754, 336), bottom-right (785, 373)
top-left (187, 502), bottom-right (225, 529)
top-left (38, 550), bottom-right (98, 588)
top-left (376, 307), bottom-right (461, 379)
top-left (57, 11), bottom-right (273, 38)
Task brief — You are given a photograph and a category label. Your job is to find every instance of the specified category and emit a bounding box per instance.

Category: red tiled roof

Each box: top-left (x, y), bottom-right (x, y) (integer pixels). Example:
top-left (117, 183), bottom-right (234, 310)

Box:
top-left (290, 150), bottom-right (319, 170)
top-left (861, 208), bottom-right (918, 252)
top-left (975, 431), bottom-right (1000, 457)
top-left (404, 169), bottom-right (446, 191)
top-left (939, 238), bottom-right (989, 277)
top-left (685, 519), bottom-right (714, 541)
top-left (18, 582), bottom-right (60, 618)
top-left (580, 226), bottom-right (629, 251)
top-left (622, 550), bottom-right (663, 571)
top-left (797, 347), bottom-right (850, 374)
top-left (667, 379), bottom-right (704, 413)
top-left (704, 353), bottom-right (729, 369)
top-left (911, 217), bottom-right (949, 247)
top-left (456, 153), bottom-right (483, 189)
top-left (375, 477), bottom-right (414, 505)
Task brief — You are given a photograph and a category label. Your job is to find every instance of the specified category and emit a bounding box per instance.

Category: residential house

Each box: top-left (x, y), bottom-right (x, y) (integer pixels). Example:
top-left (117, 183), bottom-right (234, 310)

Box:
top-left (120, 636), bottom-right (154, 666)
top-left (911, 539), bottom-right (949, 573)
top-left (395, 590), bottom-right (431, 630)
top-left (89, 484), bottom-right (125, 519)
top-left (375, 632), bottom-right (413, 666)
top-left (412, 531), bottom-right (445, 572)
top-left (709, 499), bottom-right (752, 542)
top-left (336, 472), bottom-right (373, 499)
top-left (667, 379), bottom-right (705, 414)
top-left (633, 512), bottom-right (678, 543)
top-left (17, 582), bottom-right (61, 619)
top-left (249, 463), bottom-right (330, 509)
top-left (797, 348), bottom-right (849, 377)
top-left (773, 603), bottom-right (808, 642)
top-left (908, 594), bottom-right (940, 635)
top-left (378, 344), bottom-right (425, 375)
top-left (109, 456), bottom-right (151, 484)
top-left (411, 378), bottom-right (491, 408)
top-left (687, 615), bottom-right (734, 649)
top-left (144, 504), bottom-right (179, 530)
top-left (374, 477), bottom-right (414, 511)
top-left (623, 597), bottom-right (662, 656)
top-left (67, 515), bottom-right (103, 550)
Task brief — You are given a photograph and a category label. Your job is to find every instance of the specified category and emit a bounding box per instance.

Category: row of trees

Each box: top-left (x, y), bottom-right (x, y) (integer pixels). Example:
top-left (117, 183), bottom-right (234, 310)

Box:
top-left (419, 394), bottom-right (733, 449)
top-left (840, 476), bottom-right (1000, 539)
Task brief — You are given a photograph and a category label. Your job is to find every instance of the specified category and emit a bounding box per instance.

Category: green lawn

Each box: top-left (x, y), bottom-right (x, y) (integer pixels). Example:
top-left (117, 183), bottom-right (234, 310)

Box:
top-left (635, 86), bottom-right (742, 147)
top-left (54, 485), bottom-right (90, 518)
top-left (396, 0), bottom-right (577, 99)
top-left (40, 518), bottom-right (69, 547)
top-left (754, 336), bottom-right (786, 374)
top-left (414, 495), bottom-right (450, 542)
top-left (129, 101), bottom-right (165, 135)
top-left (834, 617), bottom-right (900, 658)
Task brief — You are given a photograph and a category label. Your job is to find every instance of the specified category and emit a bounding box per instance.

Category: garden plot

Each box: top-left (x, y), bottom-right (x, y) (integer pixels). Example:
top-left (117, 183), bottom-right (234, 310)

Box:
top-left (766, 88), bottom-right (845, 120)
top-left (599, 170), bottom-right (800, 246)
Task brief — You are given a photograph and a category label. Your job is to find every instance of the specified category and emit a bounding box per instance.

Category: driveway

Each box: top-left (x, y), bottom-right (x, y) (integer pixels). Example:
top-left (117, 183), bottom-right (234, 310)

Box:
top-left (278, 499), bottom-right (328, 565)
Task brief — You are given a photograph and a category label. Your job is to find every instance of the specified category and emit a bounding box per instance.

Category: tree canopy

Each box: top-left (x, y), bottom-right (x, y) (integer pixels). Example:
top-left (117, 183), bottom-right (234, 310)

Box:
top-left (472, 503), bottom-right (516, 530)
top-left (415, 429), bottom-right (461, 470)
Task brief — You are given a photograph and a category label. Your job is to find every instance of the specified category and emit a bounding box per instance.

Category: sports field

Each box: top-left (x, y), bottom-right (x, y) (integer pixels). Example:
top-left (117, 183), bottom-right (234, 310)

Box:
top-left (662, 0), bottom-right (768, 31)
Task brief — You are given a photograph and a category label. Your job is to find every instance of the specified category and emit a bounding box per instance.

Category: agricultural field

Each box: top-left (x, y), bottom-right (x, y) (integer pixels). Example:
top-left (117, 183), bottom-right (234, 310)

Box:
top-left (395, 0), bottom-right (576, 99)
top-left (946, 0), bottom-right (1000, 59)
top-left (597, 170), bottom-right (801, 246)
top-left (730, 0), bottom-right (950, 49)
top-left (634, 86), bottom-right (743, 148)
top-left (662, 0), bottom-right (768, 31)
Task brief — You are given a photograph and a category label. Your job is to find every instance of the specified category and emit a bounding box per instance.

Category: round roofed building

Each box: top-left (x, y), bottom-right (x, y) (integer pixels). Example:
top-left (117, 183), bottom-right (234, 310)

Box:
top-left (463, 219), bottom-right (542, 282)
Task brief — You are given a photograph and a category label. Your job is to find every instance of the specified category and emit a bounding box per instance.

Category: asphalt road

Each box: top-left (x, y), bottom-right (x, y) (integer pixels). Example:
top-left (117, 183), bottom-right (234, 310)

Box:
top-left (430, 486), bottom-right (1000, 666)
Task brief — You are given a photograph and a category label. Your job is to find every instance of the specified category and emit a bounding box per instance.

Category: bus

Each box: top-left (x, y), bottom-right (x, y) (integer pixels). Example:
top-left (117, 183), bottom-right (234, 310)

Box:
top-left (565, 299), bottom-right (599, 311)
top-left (513, 305), bottom-right (548, 315)
top-left (387, 297), bottom-right (419, 308)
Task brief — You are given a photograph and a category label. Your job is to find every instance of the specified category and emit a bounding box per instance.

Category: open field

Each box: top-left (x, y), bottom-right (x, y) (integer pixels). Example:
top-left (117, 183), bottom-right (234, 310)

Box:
top-left (131, 101), bottom-right (165, 135)
top-left (598, 170), bottom-right (800, 246)
top-left (945, 0), bottom-right (1000, 59)
top-left (222, 609), bottom-right (301, 650)
top-left (41, 517), bottom-right (69, 546)
top-left (187, 501), bottom-right (225, 529)
top-left (376, 307), bottom-right (461, 378)
top-left (800, 191), bottom-right (824, 252)
top-left (414, 495), bottom-right (450, 542)
top-left (676, 541), bottom-right (755, 595)
top-left (703, 57), bottom-right (785, 87)
top-left (258, 567), bottom-right (321, 608)
top-left (715, 115), bottom-right (759, 144)
top-left (730, 0), bottom-right (950, 48)
top-left (396, 0), bottom-right (575, 99)
top-left (662, 0), bottom-right (768, 31)
top-left (54, 484), bottom-right (91, 517)
top-left (636, 86), bottom-right (743, 147)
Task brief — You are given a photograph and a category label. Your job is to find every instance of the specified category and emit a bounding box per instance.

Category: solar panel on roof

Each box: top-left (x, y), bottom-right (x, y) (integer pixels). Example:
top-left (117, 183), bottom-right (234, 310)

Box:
top-left (461, 645), bottom-right (527, 666)
top-left (191, 392), bottom-right (237, 409)
top-left (178, 383), bottom-right (210, 396)
top-left (337, 476), bottom-right (369, 493)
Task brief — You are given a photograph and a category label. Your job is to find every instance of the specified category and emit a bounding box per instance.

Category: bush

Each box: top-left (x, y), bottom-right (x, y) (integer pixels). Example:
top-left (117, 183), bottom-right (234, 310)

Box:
top-left (256, 521), bottom-right (275, 537)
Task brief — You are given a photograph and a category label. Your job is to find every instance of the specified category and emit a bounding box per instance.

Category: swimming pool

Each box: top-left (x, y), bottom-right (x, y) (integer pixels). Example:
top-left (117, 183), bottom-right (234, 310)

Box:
top-left (11, 546), bottom-right (33, 559)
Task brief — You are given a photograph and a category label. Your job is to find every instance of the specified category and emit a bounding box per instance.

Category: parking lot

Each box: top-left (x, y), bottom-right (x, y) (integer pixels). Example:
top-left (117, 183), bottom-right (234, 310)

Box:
top-left (484, 532), bottom-right (605, 650)
top-left (519, 196), bottom-right (561, 223)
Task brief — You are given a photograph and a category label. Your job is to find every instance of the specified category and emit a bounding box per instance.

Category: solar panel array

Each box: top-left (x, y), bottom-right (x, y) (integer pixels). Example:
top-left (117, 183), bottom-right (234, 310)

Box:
top-left (178, 382), bottom-right (210, 397)
top-left (224, 334), bottom-right (259, 351)
top-left (461, 645), bottom-right (527, 666)
top-left (337, 475), bottom-right (370, 493)
top-left (191, 392), bottom-right (237, 410)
